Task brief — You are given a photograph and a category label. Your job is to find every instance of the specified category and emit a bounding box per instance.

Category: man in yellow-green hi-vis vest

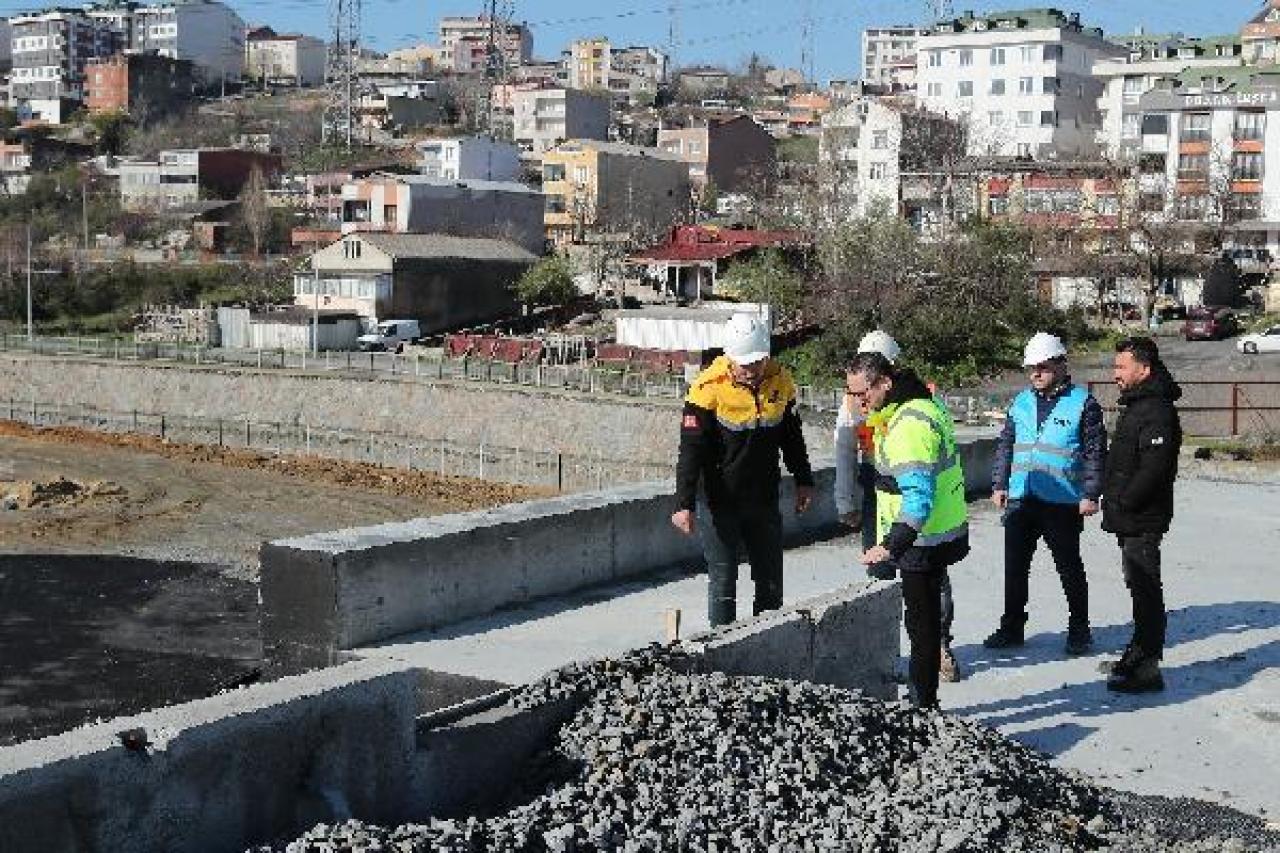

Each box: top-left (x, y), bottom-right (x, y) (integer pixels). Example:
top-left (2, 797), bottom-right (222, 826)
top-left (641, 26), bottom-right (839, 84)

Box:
top-left (846, 351), bottom-right (969, 709)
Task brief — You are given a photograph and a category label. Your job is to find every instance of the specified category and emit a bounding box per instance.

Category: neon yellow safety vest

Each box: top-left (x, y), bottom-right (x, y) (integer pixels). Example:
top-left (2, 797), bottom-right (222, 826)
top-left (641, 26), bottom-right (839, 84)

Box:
top-left (874, 397), bottom-right (969, 546)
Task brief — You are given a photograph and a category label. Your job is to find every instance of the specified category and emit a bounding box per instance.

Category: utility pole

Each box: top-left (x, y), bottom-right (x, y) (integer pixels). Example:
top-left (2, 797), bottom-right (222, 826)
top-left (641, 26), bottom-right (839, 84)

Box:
top-left (25, 224), bottom-right (33, 343)
top-left (312, 237), bottom-right (320, 356)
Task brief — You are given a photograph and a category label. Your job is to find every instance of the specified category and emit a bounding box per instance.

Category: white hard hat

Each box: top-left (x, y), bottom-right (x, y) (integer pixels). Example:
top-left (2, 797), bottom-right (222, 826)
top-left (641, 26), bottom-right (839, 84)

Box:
top-left (723, 312), bottom-right (771, 365)
top-left (1023, 332), bottom-right (1067, 366)
top-left (858, 330), bottom-right (901, 363)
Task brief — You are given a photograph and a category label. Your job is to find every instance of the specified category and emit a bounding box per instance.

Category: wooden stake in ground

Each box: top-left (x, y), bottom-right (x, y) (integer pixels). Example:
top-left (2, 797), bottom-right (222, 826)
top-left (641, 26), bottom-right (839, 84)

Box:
top-left (664, 608), bottom-right (682, 643)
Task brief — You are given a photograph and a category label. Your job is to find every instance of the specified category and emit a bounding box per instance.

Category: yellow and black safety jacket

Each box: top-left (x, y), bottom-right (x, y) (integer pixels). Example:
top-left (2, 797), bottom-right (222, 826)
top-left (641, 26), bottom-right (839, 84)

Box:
top-left (675, 356), bottom-right (814, 512)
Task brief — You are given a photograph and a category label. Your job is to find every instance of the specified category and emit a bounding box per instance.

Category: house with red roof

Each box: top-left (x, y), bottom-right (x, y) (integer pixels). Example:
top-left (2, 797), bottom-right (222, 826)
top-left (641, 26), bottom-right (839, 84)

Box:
top-left (628, 224), bottom-right (808, 301)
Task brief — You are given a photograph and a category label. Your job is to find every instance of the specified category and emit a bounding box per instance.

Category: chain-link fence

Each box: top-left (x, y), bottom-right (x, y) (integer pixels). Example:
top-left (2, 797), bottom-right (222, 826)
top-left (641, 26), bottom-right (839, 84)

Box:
top-left (3, 397), bottom-right (674, 493)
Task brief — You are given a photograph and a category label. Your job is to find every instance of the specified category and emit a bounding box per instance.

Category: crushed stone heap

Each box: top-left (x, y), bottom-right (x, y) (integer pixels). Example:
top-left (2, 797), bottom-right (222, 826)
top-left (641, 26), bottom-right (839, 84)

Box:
top-left (262, 647), bottom-right (1278, 853)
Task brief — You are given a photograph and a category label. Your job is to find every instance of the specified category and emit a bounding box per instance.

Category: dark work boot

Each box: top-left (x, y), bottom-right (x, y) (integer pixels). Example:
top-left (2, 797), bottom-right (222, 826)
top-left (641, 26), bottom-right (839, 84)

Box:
top-left (866, 560), bottom-right (897, 581)
top-left (1098, 644), bottom-right (1141, 676)
top-left (1065, 624), bottom-right (1094, 656)
top-left (1106, 657), bottom-right (1164, 693)
top-left (983, 622), bottom-right (1025, 649)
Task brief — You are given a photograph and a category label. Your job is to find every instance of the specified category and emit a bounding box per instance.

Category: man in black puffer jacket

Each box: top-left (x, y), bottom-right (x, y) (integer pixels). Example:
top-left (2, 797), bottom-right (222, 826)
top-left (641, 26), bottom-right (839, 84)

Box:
top-left (1100, 336), bottom-right (1182, 693)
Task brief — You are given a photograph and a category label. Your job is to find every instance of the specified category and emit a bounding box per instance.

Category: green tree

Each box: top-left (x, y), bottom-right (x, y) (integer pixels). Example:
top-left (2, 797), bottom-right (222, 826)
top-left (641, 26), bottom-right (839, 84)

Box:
top-left (720, 248), bottom-right (806, 328)
top-left (698, 180), bottom-right (720, 216)
top-left (88, 110), bottom-right (131, 155)
top-left (514, 256), bottom-right (578, 308)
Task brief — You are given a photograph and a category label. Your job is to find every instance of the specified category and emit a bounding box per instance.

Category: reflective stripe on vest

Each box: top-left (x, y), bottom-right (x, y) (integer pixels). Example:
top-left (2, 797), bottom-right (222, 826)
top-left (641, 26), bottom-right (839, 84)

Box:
top-left (1007, 385), bottom-right (1087, 505)
top-left (873, 398), bottom-right (969, 545)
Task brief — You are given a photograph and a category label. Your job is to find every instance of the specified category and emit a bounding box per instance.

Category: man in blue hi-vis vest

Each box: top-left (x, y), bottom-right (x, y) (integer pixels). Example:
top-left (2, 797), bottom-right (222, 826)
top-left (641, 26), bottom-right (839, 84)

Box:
top-left (985, 333), bottom-right (1107, 656)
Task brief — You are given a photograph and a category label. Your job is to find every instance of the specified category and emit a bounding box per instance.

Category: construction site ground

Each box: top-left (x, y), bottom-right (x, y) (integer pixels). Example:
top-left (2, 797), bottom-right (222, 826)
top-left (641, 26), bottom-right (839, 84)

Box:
top-left (360, 460), bottom-right (1280, 821)
top-left (0, 421), bottom-right (547, 578)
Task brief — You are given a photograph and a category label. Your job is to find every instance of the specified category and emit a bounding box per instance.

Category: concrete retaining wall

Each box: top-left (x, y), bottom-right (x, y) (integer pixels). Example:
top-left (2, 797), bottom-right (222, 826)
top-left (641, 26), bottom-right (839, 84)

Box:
top-left (0, 659), bottom-right (419, 853)
top-left (261, 466), bottom-right (840, 673)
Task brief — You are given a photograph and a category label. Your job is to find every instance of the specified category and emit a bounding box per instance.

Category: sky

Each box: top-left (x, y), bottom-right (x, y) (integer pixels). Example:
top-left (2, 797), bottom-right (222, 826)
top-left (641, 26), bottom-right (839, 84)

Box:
top-left (0, 0), bottom-right (1268, 82)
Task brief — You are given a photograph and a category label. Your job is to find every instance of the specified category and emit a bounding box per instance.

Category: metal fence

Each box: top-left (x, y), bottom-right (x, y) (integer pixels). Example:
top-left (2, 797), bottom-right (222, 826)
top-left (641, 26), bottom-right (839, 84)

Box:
top-left (0, 334), bottom-right (1011, 425)
top-left (2, 397), bottom-right (674, 493)
top-left (1088, 380), bottom-right (1280, 437)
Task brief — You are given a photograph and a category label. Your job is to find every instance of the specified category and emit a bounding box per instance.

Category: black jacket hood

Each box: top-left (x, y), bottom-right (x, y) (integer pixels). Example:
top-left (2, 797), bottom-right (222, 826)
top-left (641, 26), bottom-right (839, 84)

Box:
top-left (884, 368), bottom-right (933, 407)
top-left (1120, 362), bottom-right (1182, 406)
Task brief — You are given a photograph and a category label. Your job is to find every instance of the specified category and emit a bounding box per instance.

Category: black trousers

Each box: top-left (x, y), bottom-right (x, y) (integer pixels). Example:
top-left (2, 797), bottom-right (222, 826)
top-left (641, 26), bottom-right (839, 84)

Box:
top-left (902, 564), bottom-right (947, 708)
top-left (1002, 498), bottom-right (1089, 631)
top-left (700, 502), bottom-right (784, 628)
top-left (1119, 532), bottom-right (1165, 659)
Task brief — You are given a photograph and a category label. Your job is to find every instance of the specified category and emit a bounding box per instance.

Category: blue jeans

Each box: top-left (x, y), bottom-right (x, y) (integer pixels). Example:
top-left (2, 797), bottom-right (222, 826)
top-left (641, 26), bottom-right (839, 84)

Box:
top-left (699, 502), bottom-right (784, 628)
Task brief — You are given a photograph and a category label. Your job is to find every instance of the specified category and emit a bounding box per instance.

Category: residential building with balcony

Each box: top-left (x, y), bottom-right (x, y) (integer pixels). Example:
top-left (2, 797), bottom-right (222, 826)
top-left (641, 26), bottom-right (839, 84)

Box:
top-left (862, 25), bottom-right (924, 92)
top-left (540, 140), bottom-right (690, 245)
top-left (915, 8), bottom-right (1124, 159)
top-left (511, 87), bottom-right (610, 159)
top-left (119, 147), bottom-right (281, 210)
top-left (1094, 34), bottom-right (1245, 159)
top-left (417, 135), bottom-right (520, 182)
top-left (8, 9), bottom-right (120, 122)
top-left (436, 16), bottom-right (531, 73)
top-left (131, 0), bottom-right (246, 86)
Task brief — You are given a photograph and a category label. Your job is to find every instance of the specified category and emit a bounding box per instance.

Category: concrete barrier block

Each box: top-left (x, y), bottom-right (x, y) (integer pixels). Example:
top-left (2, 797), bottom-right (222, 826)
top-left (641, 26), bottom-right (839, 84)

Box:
top-left (0, 659), bottom-right (419, 853)
top-left (809, 582), bottom-right (902, 700)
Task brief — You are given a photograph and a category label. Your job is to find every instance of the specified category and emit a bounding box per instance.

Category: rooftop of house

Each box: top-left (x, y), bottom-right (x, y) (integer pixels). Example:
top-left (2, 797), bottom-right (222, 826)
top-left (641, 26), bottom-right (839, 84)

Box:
top-left (343, 232), bottom-right (539, 263)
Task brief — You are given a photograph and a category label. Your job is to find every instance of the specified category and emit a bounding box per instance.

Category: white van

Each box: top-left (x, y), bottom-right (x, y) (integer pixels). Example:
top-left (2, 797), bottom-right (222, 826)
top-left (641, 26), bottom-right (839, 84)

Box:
top-left (357, 319), bottom-right (421, 352)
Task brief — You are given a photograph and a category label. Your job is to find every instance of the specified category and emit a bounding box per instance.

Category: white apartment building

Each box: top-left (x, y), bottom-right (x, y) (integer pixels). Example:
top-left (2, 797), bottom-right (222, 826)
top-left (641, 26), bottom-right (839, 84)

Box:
top-left (862, 25), bottom-right (923, 91)
top-left (418, 135), bottom-right (520, 182)
top-left (915, 8), bottom-right (1124, 159)
top-left (245, 28), bottom-right (326, 87)
top-left (132, 0), bottom-right (246, 85)
top-left (1094, 35), bottom-right (1245, 159)
top-left (819, 100), bottom-right (898, 218)
top-left (563, 38), bottom-right (666, 105)
top-left (511, 87), bottom-right (611, 158)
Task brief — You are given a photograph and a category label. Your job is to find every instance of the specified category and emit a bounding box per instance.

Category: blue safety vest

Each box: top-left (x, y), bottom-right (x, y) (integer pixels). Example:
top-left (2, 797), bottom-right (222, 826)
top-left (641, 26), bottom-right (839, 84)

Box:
top-left (1007, 385), bottom-right (1088, 504)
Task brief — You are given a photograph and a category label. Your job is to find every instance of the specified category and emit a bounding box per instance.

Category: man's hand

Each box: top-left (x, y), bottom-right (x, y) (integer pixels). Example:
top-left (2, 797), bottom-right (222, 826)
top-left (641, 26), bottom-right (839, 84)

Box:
top-left (840, 511), bottom-right (863, 532)
top-left (860, 544), bottom-right (891, 565)
top-left (1079, 498), bottom-right (1099, 517)
top-left (670, 509), bottom-right (696, 536)
top-left (992, 489), bottom-right (1008, 510)
top-left (795, 484), bottom-right (815, 515)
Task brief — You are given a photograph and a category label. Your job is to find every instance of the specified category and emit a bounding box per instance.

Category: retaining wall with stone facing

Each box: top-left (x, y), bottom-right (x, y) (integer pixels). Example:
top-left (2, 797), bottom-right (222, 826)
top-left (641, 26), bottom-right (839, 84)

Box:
top-left (0, 583), bottom-right (901, 853)
top-left (261, 439), bottom-right (994, 675)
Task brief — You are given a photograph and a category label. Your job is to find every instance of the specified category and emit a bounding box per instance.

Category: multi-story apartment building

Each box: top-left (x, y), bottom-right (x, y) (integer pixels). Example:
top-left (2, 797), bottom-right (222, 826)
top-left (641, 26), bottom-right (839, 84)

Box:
top-left (563, 38), bottom-right (667, 105)
top-left (85, 52), bottom-right (195, 118)
top-left (8, 9), bottom-right (120, 122)
top-left (337, 174), bottom-right (545, 254)
top-left (245, 26), bottom-right (326, 88)
top-left (540, 140), bottom-right (690, 244)
top-left (915, 8), bottom-right (1124, 159)
top-left (1243, 0), bottom-right (1280, 65)
top-left (436, 16), bottom-right (532, 72)
top-left (1094, 35), bottom-right (1245, 159)
top-left (417, 135), bottom-right (520, 182)
top-left (131, 0), bottom-right (245, 85)
top-left (119, 147), bottom-right (281, 210)
top-left (511, 87), bottom-right (611, 159)
top-left (566, 37), bottom-right (610, 90)
top-left (657, 114), bottom-right (775, 192)
top-left (862, 25), bottom-right (924, 91)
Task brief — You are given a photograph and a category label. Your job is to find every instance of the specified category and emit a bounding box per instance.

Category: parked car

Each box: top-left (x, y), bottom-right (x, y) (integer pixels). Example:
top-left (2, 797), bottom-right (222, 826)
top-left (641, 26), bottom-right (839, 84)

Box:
top-left (357, 319), bottom-right (421, 353)
top-left (1183, 307), bottom-right (1240, 341)
top-left (1237, 324), bottom-right (1280, 354)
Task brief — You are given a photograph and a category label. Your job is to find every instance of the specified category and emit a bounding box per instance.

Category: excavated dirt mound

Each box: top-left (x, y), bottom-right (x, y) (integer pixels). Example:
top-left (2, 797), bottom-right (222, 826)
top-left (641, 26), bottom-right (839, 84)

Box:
top-left (0, 477), bottom-right (126, 510)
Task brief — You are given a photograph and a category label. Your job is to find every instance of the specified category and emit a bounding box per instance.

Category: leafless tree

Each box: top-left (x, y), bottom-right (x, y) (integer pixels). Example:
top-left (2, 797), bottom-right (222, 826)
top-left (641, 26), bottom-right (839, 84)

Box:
top-left (239, 166), bottom-right (270, 257)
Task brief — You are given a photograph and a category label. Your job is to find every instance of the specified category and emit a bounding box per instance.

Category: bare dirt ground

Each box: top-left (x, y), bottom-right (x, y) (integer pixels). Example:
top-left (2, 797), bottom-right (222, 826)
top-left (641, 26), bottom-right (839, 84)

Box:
top-left (0, 421), bottom-right (549, 578)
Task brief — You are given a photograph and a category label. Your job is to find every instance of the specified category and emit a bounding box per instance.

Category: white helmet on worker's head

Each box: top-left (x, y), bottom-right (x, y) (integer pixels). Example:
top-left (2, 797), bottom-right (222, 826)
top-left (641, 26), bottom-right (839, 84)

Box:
top-left (1022, 332), bottom-right (1068, 367)
top-left (858, 330), bottom-right (901, 364)
top-left (723, 312), bottom-right (771, 365)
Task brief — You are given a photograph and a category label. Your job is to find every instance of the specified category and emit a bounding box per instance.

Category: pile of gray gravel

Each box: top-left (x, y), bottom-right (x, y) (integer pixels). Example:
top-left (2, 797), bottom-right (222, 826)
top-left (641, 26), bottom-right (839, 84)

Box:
top-left (261, 648), bottom-right (1278, 853)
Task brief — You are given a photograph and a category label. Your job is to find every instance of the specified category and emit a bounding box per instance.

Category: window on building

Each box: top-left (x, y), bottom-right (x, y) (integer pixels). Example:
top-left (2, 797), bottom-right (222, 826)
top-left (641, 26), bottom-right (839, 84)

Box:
top-left (1233, 151), bottom-right (1264, 180)
top-left (1139, 152), bottom-right (1166, 174)
top-left (1040, 110), bottom-right (1057, 127)
top-left (1141, 113), bottom-right (1169, 135)
top-left (958, 49), bottom-right (973, 66)
top-left (1122, 113), bottom-right (1142, 138)
top-left (1228, 192), bottom-right (1263, 222)
top-left (545, 194), bottom-right (566, 214)
top-left (1042, 77), bottom-right (1060, 95)
top-left (1019, 76), bottom-right (1034, 94)
top-left (1096, 194), bottom-right (1120, 216)
top-left (988, 110), bottom-right (1004, 125)
top-left (1123, 75), bottom-right (1144, 95)
top-left (1178, 152), bottom-right (1209, 178)
top-left (957, 80), bottom-right (973, 97)
top-left (988, 195), bottom-right (1009, 216)
top-left (1235, 110), bottom-right (1266, 141)
top-left (1140, 191), bottom-right (1165, 213)
top-left (1043, 44), bottom-right (1063, 62)
top-left (573, 165), bottom-right (590, 184)
top-left (990, 78), bottom-right (1006, 95)
top-left (383, 204), bottom-right (397, 223)
top-left (1016, 142), bottom-right (1033, 158)
top-left (1175, 192), bottom-right (1209, 220)
top-left (869, 162), bottom-right (887, 179)
top-left (926, 81), bottom-right (943, 97)
top-left (1180, 112), bottom-right (1211, 142)
top-left (927, 50), bottom-right (942, 67)
top-left (991, 47), bottom-right (1006, 65)
top-left (1017, 110), bottom-right (1034, 127)
top-left (1019, 46), bottom-right (1036, 63)
top-left (872, 130), bottom-right (889, 149)
top-left (543, 163), bottom-right (565, 181)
